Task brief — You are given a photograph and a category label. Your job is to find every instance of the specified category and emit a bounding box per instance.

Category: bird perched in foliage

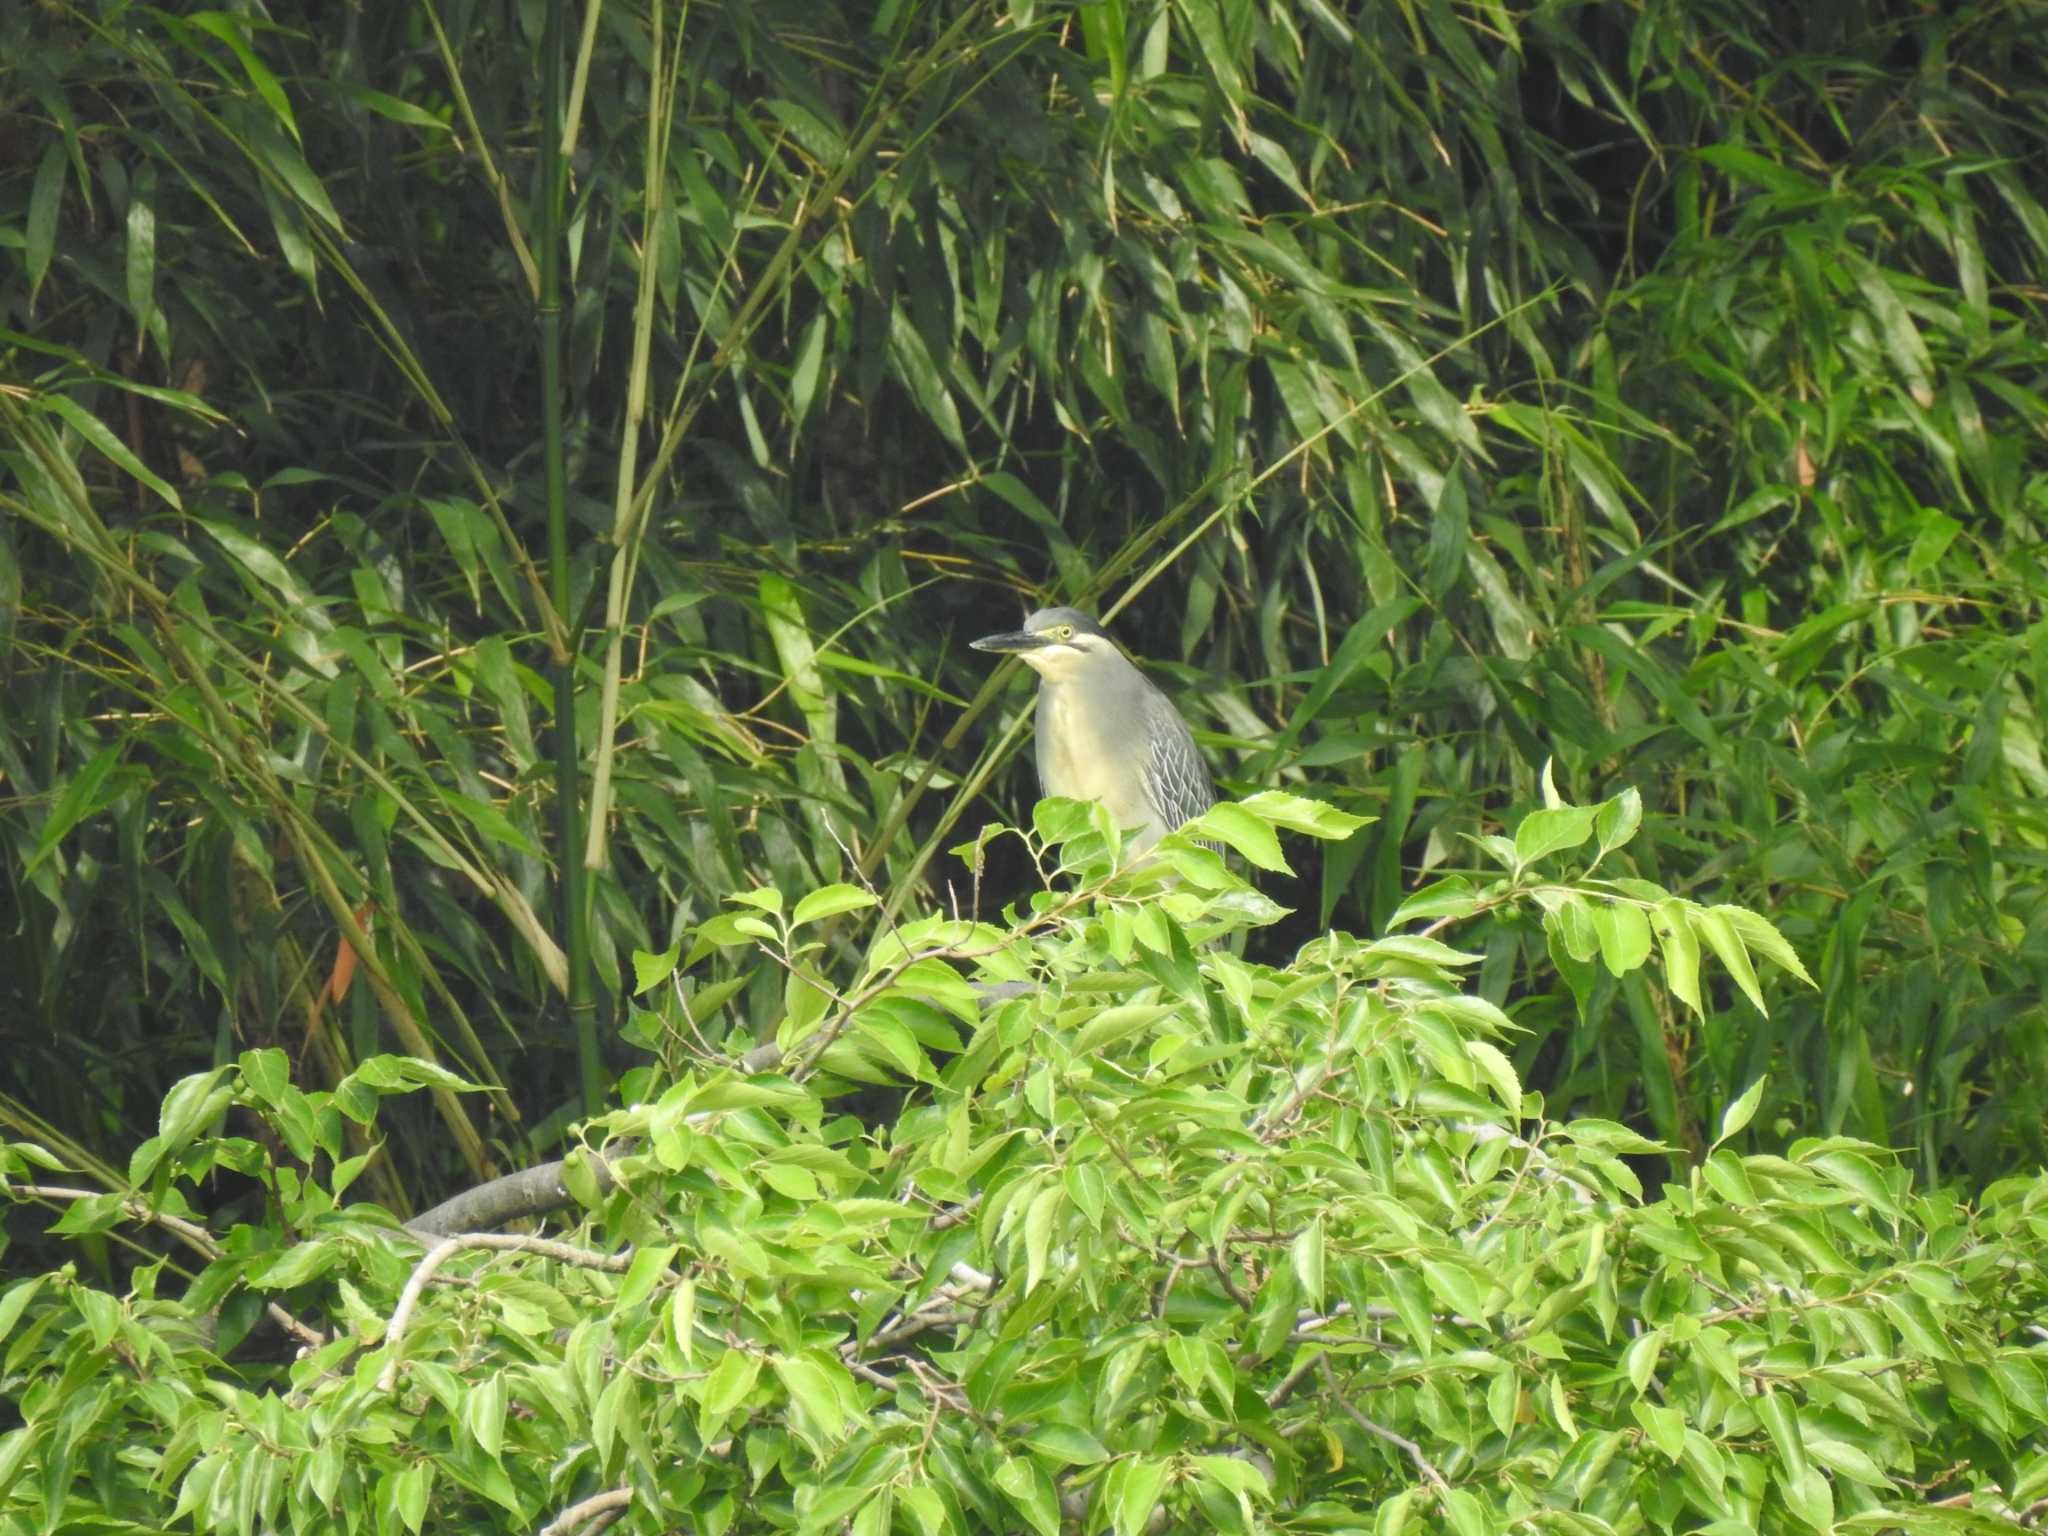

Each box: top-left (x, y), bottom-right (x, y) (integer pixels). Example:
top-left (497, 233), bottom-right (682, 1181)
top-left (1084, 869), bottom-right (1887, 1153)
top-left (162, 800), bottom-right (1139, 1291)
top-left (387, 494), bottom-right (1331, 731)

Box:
top-left (971, 606), bottom-right (1214, 853)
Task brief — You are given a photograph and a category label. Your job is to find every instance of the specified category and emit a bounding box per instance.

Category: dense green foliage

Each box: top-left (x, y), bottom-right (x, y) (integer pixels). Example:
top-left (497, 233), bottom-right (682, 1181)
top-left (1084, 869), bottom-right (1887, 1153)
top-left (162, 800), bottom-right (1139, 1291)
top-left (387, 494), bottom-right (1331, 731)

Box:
top-left (6, 0), bottom-right (2048, 1526)
top-left (6, 0), bottom-right (2048, 1184)
top-left (19, 796), bottom-right (2043, 1536)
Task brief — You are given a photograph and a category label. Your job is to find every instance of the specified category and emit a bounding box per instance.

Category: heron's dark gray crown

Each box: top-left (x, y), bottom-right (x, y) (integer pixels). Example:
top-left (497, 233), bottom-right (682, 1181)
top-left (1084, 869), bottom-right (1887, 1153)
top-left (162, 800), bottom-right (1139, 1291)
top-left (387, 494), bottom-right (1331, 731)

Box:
top-left (969, 606), bottom-right (1117, 654)
top-left (1019, 606), bottom-right (1110, 639)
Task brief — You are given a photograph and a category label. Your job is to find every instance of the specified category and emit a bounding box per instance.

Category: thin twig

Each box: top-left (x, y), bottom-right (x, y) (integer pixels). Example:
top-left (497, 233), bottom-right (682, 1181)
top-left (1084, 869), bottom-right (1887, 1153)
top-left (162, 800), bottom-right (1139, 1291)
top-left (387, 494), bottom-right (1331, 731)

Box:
top-left (1210, 1249), bottom-right (1255, 1311)
top-left (380, 1233), bottom-right (632, 1392)
top-left (929, 1195), bottom-right (983, 1231)
top-left (1318, 1357), bottom-right (1448, 1491)
top-left (845, 1358), bottom-right (900, 1390)
top-left (13, 1183), bottom-right (326, 1350)
top-left (867, 1308), bottom-right (973, 1349)
top-left (537, 1486), bottom-right (634, 1536)
top-left (1265, 1350), bottom-right (1323, 1409)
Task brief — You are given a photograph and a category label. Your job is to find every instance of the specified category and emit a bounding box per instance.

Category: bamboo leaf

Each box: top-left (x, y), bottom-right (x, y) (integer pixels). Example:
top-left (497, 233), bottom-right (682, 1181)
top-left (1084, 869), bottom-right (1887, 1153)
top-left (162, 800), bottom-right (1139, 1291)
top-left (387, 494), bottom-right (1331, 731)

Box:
top-left (27, 141), bottom-right (67, 310)
top-left (41, 395), bottom-right (182, 510)
top-left (26, 745), bottom-right (136, 874)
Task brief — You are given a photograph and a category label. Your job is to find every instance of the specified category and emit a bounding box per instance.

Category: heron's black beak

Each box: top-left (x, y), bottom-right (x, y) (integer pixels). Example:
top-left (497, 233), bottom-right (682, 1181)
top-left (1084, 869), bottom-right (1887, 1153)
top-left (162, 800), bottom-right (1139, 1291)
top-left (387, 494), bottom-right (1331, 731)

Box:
top-left (969, 629), bottom-right (1052, 654)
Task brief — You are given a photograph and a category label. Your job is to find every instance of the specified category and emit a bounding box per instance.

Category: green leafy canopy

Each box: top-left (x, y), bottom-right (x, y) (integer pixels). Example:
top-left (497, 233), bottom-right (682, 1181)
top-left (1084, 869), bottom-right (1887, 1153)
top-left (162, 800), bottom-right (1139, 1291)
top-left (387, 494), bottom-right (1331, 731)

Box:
top-left (12, 793), bottom-right (2045, 1534)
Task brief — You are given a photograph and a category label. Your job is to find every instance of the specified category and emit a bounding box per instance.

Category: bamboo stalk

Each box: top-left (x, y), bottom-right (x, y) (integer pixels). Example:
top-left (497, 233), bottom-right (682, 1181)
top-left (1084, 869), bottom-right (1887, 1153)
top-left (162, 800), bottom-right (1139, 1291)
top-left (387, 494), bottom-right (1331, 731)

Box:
top-left (537, 0), bottom-right (600, 1112)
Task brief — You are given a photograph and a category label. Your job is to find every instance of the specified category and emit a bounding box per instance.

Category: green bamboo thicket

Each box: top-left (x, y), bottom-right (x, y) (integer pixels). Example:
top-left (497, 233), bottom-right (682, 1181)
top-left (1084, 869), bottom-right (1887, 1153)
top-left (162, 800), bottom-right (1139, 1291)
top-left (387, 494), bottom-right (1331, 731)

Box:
top-left (2, 0), bottom-right (2046, 1198)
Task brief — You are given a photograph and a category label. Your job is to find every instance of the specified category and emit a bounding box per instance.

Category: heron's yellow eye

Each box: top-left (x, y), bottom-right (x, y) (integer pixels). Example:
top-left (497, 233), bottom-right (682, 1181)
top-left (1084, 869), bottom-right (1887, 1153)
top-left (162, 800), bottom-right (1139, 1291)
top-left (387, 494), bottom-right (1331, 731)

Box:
top-left (1053, 625), bottom-right (1073, 640)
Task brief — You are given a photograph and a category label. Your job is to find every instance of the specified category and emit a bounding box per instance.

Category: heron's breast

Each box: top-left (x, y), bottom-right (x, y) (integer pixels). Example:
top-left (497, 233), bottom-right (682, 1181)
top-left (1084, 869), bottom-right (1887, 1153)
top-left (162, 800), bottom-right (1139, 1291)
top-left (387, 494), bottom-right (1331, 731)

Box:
top-left (1037, 683), bottom-right (1159, 833)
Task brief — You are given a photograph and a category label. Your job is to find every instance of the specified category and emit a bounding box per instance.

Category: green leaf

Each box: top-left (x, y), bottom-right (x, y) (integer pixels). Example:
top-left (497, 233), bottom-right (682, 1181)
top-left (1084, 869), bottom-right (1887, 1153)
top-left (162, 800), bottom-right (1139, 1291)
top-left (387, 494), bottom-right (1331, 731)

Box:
top-left (465, 1370), bottom-right (508, 1459)
top-left (1654, 900), bottom-right (1703, 1015)
top-left (437, 786), bottom-right (539, 856)
top-left (1255, 602), bottom-right (1421, 773)
top-left (26, 141), bottom-right (66, 310)
top-left (1191, 1454), bottom-right (1269, 1500)
top-left (125, 161), bottom-right (159, 345)
top-left (1697, 143), bottom-right (1822, 200)
top-left (1713, 1076), bottom-right (1767, 1147)
top-left (668, 1278), bottom-right (698, 1364)
top-left (1063, 1160), bottom-right (1108, 1231)
top-left (683, 974), bottom-right (750, 1026)
top-left (854, 1013), bottom-right (935, 1081)
top-left (1753, 1389), bottom-right (1806, 1483)
top-left (994, 1458), bottom-right (1060, 1536)
top-left (1514, 805), bottom-right (1597, 866)
top-left (897, 1485), bottom-right (947, 1536)
top-left (1024, 1425), bottom-right (1110, 1465)
top-left (1713, 905), bottom-right (1816, 989)
top-left (1693, 906), bottom-right (1767, 1015)
top-left (1389, 876), bottom-right (1478, 926)
top-left (1175, 0), bottom-right (1248, 124)
top-left (773, 1352), bottom-right (852, 1440)
top-left (981, 472), bottom-right (1086, 594)
top-left (1702, 1151), bottom-right (1759, 1207)
top-left (332, 82), bottom-right (453, 130)
top-left (697, 912), bottom-right (774, 948)
top-left (632, 942), bottom-right (682, 995)
top-left (813, 649), bottom-right (968, 705)
top-left (197, 518), bottom-right (323, 620)
top-left (188, 11), bottom-right (301, 142)
top-left (348, 1056), bottom-right (474, 1093)
top-left (1546, 896), bottom-right (1600, 965)
top-left (1182, 803), bottom-right (1288, 871)
top-left (1072, 1003), bottom-right (1175, 1057)
top-left (25, 743), bottom-right (134, 875)
top-left (1022, 1182), bottom-right (1061, 1294)
top-left (1590, 901), bottom-right (1653, 977)
top-left (789, 312), bottom-right (829, 429)
top-left (678, 1076), bottom-right (811, 1115)
top-left (1237, 789), bottom-right (1373, 840)
top-left (42, 394), bottom-right (182, 510)
top-left (1465, 1040), bottom-right (1523, 1119)
top-left (1114, 1456), bottom-right (1170, 1536)
top-left (1806, 1149), bottom-right (1905, 1219)
top-left (1420, 1259), bottom-right (1487, 1319)
top-left (700, 1347), bottom-right (762, 1419)
top-left (1441, 1488), bottom-right (1488, 1536)
top-left (1623, 1329), bottom-right (1665, 1394)
top-left (781, 965), bottom-right (834, 1049)
top-left (617, 1245), bottom-right (677, 1311)
top-left (0, 1279), bottom-right (47, 1344)
top-left (157, 1066), bottom-right (234, 1147)
top-left (759, 1161), bottom-right (818, 1200)
top-left (886, 303), bottom-right (966, 452)
top-left (247, 1239), bottom-right (340, 1289)
top-left (1776, 1464), bottom-right (1834, 1531)
top-left (248, 111), bottom-right (342, 232)
top-left (561, 1150), bottom-right (603, 1210)
top-left (1594, 787), bottom-right (1642, 856)
top-left (1633, 1399), bottom-right (1685, 1461)
top-left (791, 883), bottom-right (878, 927)
top-left (1848, 253), bottom-right (1937, 407)
top-left (1291, 1215), bottom-right (1325, 1306)
top-left (886, 956), bottom-right (981, 1018)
